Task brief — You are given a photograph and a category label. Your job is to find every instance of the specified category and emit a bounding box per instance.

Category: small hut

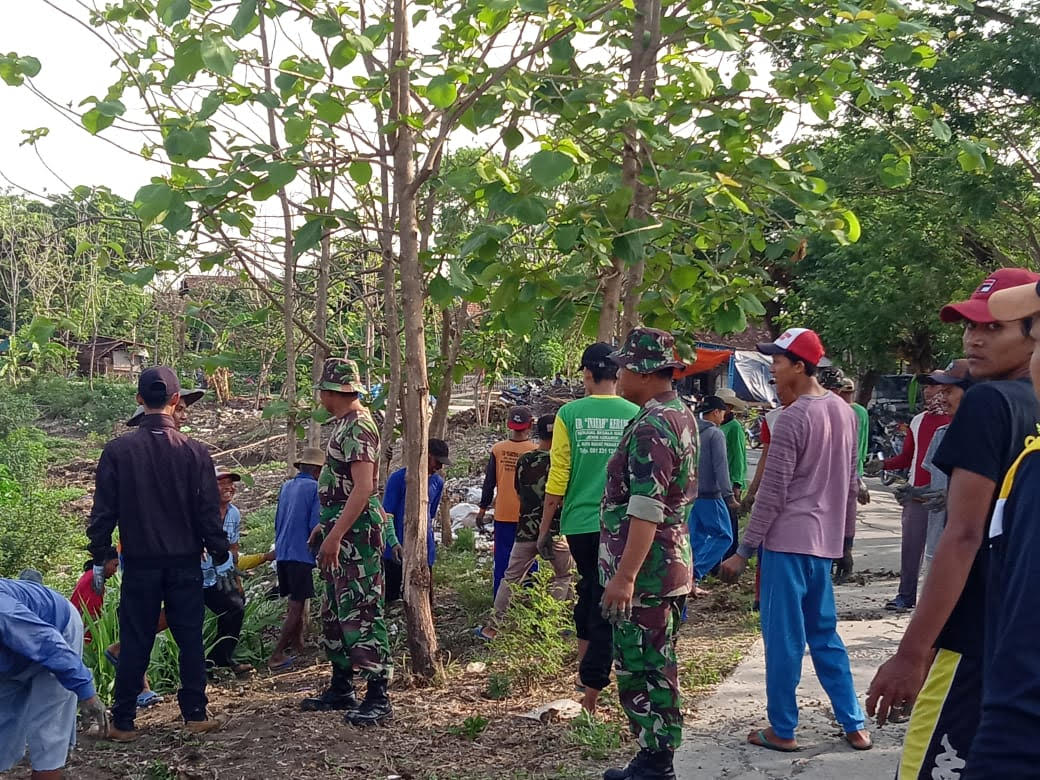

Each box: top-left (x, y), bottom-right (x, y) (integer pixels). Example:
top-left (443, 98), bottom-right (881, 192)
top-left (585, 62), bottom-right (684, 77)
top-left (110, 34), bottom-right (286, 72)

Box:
top-left (74, 337), bottom-right (150, 378)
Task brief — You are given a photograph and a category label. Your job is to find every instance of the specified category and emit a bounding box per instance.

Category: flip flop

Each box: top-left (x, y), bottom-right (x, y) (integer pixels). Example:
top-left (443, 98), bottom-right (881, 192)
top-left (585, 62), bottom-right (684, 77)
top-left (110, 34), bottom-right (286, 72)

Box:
top-left (136, 691), bottom-right (161, 708)
top-left (845, 733), bottom-right (873, 751)
top-left (267, 657), bottom-right (296, 672)
top-left (472, 626), bottom-right (495, 642)
top-left (103, 648), bottom-right (119, 668)
top-left (748, 729), bottom-right (800, 753)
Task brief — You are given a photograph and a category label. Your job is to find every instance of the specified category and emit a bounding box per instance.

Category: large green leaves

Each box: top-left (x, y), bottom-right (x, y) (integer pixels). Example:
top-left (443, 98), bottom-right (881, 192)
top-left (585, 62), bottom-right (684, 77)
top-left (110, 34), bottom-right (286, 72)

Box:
top-left (528, 151), bottom-right (574, 188)
top-left (201, 36), bottom-right (236, 77)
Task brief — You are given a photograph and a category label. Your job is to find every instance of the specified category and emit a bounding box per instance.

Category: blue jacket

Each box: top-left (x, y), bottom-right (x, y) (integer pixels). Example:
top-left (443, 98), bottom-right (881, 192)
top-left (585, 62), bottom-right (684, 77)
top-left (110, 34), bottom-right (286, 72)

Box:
top-left (274, 471), bottom-right (321, 565)
top-left (0, 579), bottom-right (96, 700)
top-left (382, 468), bottom-right (444, 566)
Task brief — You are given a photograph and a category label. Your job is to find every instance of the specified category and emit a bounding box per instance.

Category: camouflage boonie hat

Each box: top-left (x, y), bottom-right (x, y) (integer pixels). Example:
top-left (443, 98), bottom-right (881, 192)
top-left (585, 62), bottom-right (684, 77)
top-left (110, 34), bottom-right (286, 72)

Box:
top-left (609, 327), bottom-right (686, 374)
top-left (319, 358), bottom-right (362, 393)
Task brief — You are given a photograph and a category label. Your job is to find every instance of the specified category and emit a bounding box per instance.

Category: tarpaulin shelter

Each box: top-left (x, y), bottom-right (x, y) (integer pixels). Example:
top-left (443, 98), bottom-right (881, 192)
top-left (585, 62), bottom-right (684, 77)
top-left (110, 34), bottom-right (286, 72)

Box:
top-left (733, 350), bottom-right (779, 405)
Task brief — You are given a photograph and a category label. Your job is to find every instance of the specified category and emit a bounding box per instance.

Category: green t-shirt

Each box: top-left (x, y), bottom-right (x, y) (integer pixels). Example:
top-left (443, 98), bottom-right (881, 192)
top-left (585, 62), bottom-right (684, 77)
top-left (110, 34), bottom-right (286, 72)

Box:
top-left (719, 417), bottom-right (748, 489)
top-left (549, 394), bottom-right (640, 535)
top-left (852, 402), bottom-right (870, 476)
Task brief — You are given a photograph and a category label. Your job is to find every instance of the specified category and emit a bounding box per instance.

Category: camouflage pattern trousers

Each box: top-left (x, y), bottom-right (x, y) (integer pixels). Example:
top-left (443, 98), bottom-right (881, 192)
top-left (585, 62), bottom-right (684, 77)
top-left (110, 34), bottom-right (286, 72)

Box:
top-left (318, 505), bottom-right (392, 682)
top-left (613, 595), bottom-right (686, 751)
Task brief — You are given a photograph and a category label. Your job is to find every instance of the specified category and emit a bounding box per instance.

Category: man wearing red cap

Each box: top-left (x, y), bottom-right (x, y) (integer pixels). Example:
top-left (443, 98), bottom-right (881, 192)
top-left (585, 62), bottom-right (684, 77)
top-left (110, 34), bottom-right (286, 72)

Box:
top-left (866, 268), bottom-right (1040, 779)
top-left (475, 406), bottom-right (537, 599)
top-left (961, 279), bottom-right (1040, 777)
top-left (720, 328), bottom-right (871, 753)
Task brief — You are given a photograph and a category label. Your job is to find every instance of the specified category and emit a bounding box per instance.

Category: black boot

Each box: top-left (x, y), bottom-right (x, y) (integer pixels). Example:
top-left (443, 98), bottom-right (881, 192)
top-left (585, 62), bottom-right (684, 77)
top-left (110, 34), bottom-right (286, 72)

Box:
top-left (631, 749), bottom-right (675, 780)
top-left (344, 677), bottom-right (392, 726)
top-left (300, 665), bottom-right (359, 711)
top-left (603, 749), bottom-right (649, 780)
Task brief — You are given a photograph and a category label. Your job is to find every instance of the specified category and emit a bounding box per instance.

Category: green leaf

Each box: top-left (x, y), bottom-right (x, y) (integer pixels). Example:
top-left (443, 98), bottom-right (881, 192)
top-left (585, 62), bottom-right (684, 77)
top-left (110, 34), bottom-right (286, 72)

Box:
top-left (428, 275), bottom-right (454, 305)
top-left (198, 90), bottom-right (224, 120)
top-left (330, 40), bottom-right (357, 69)
top-left (510, 197), bottom-right (547, 225)
top-left (427, 76), bottom-right (458, 109)
top-left (605, 187), bottom-right (633, 229)
top-left (528, 150), bottom-right (574, 188)
top-left (349, 160), bottom-right (373, 185)
top-left (687, 63), bottom-right (714, 100)
top-left (931, 118), bottom-right (952, 143)
top-left (519, 0), bottom-right (547, 11)
top-left (311, 15), bottom-right (342, 37)
top-left (261, 400), bottom-right (290, 420)
top-left (706, 29), bottom-right (742, 52)
top-left (553, 224), bottom-right (581, 252)
top-left (161, 200), bottom-right (193, 234)
top-left (502, 126), bottom-right (523, 150)
top-left (0, 54), bottom-right (42, 85)
top-left (879, 154), bottom-right (912, 187)
top-left (81, 109), bottom-right (114, 135)
top-left (293, 218), bottom-right (325, 257)
top-left (133, 183), bottom-right (174, 223)
top-left (957, 141), bottom-right (987, 172)
top-left (158, 0), bottom-right (190, 25)
top-left (121, 266), bottom-right (156, 288)
top-left (312, 93), bottom-right (346, 124)
top-left (548, 36), bottom-right (575, 61)
top-left (841, 209), bottom-right (861, 242)
top-left (713, 303), bottom-right (746, 334)
top-left (267, 162), bottom-right (297, 189)
top-left (284, 116), bottom-right (311, 144)
top-left (230, 0), bottom-right (258, 39)
top-left (164, 126), bottom-right (211, 162)
top-left (201, 36), bottom-right (236, 77)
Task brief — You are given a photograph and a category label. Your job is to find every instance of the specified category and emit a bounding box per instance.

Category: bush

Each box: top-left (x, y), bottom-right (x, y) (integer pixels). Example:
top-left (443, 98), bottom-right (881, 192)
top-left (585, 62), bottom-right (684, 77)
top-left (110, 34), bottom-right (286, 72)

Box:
top-left (0, 392), bottom-right (38, 438)
top-left (241, 504), bottom-right (276, 555)
top-left (27, 375), bottom-right (138, 434)
top-left (436, 544), bottom-right (493, 620)
top-left (488, 564), bottom-right (574, 692)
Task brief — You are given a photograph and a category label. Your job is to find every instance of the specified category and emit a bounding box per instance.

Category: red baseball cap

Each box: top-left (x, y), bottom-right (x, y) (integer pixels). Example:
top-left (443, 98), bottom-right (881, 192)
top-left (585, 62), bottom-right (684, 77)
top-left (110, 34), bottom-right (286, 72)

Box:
top-left (757, 327), bottom-right (826, 366)
top-left (940, 268), bottom-right (1040, 323)
top-left (506, 406), bottom-right (533, 431)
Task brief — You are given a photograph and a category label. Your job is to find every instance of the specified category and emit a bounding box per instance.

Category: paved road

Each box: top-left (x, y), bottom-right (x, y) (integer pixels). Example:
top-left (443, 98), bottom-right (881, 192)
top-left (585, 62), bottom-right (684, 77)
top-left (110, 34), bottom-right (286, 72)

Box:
top-left (675, 478), bottom-right (911, 779)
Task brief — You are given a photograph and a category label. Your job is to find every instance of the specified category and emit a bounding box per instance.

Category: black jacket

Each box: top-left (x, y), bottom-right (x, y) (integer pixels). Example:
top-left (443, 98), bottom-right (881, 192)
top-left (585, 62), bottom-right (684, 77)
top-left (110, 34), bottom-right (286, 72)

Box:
top-left (87, 414), bottom-right (229, 569)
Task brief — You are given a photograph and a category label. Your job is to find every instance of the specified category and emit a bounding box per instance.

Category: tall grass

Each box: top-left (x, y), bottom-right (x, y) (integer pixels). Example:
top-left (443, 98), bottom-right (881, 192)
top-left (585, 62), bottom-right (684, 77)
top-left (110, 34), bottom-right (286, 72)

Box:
top-left (81, 574), bottom-right (286, 702)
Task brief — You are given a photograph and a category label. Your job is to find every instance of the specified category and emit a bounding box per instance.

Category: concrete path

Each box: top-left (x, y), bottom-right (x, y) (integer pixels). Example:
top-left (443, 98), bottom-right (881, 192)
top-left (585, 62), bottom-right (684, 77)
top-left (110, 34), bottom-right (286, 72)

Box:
top-left (676, 478), bottom-right (911, 779)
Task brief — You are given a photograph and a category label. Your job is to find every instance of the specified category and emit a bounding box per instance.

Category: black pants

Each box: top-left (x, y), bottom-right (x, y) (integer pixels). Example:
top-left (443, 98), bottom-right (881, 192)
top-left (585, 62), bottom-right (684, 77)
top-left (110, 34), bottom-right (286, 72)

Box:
top-left (203, 586), bottom-right (245, 667)
top-left (567, 531), bottom-right (612, 691)
top-left (112, 566), bottom-right (207, 729)
top-left (384, 558), bottom-right (403, 602)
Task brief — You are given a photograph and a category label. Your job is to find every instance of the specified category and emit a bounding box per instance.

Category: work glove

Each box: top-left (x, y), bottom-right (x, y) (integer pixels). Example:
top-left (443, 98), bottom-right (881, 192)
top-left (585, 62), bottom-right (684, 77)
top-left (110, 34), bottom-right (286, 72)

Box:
top-left (214, 555), bottom-right (237, 596)
top-left (893, 483), bottom-right (912, 507)
top-left (857, 478), bottom-right (871, 506)
top-left (833, 538), bottom-right (854, 583)
top-left (80, 695), bottom-right (109, 736)
top-left (921, 491), bottom-right (946, 512)
top-left (91, 565), bottom-right (107, 596)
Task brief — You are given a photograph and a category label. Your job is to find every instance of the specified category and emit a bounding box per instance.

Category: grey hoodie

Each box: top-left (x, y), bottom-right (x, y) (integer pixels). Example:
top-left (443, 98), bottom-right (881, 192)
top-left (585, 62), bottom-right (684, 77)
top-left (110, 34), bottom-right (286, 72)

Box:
top-left (697, 418), bottom-right (733, 499)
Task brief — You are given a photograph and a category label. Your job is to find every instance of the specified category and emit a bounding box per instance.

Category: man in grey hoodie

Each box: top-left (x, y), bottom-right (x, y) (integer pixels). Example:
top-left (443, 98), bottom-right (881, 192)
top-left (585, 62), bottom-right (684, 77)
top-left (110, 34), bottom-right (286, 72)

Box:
top-left (689, 395), bottom-right (738, 582)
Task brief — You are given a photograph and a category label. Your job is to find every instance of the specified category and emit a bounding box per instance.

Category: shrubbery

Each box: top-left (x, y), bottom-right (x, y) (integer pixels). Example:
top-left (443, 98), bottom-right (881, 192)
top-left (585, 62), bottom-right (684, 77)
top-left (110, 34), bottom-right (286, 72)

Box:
top-left (25, 375), bottom-right (138, 434)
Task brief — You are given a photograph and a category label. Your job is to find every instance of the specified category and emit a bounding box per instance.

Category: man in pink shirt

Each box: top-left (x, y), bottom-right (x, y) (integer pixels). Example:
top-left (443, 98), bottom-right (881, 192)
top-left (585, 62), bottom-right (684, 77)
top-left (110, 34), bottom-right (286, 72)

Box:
top-left (721, 328), bottom-right (871, 753)
top-left (874, 387), bottom-right (950, 611)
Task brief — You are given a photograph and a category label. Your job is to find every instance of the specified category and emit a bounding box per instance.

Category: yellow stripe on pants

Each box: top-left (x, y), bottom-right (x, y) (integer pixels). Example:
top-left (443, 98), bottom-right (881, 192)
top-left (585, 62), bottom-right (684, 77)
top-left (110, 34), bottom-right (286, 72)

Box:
top-left (898, 648), bottom-right (960, 780)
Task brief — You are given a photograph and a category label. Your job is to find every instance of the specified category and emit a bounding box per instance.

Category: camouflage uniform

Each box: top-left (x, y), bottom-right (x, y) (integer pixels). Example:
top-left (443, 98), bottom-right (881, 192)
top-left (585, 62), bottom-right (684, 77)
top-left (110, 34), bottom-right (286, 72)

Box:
top-left (316, 359), bottom-right (392, 683)
top-left (601, 328), bottom-right (699, 753)
top-left (514, 449), bottom-right (557, 543)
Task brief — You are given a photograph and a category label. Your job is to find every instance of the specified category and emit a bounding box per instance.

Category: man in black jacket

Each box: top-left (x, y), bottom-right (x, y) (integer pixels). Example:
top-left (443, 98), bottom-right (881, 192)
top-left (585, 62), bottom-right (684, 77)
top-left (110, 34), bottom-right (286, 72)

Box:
top-left (86, 366), bottom-right (233, 741)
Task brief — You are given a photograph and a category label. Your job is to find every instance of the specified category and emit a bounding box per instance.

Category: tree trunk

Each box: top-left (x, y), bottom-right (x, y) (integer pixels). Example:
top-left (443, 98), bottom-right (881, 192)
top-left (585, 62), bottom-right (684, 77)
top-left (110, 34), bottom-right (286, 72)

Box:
top-left (391, 0), bottom-right (438, 680)
top-left (598, 259), bottom-right (624, 342)
top-left (309, 179), bottom-right (332, 449)
top-left (438, 496), bottom-right (453, 548)
top-left (429, 307), bottom-right (462, 439)
top-left (857, 369), bottom-right (880, 408)
top-left (619, 0), bottom-right (661, 337)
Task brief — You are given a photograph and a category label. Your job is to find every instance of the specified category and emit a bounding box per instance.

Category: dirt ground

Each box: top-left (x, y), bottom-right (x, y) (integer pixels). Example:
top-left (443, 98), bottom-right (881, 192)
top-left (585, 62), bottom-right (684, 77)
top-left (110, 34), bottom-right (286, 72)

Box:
top-left (10, 399), bottom-right (762, 780)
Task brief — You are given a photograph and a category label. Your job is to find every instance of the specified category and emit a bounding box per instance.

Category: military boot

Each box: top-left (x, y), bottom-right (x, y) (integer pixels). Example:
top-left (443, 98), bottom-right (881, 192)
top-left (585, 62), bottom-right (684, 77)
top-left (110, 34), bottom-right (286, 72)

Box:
top-left (300, 665), bottom-right (359, 712)
top-left (631, 749), bottom-right (676, 780)
top-left (344, 677), bottom-right (392, 726)
top-left (603, 749), bottom-right (649, 780)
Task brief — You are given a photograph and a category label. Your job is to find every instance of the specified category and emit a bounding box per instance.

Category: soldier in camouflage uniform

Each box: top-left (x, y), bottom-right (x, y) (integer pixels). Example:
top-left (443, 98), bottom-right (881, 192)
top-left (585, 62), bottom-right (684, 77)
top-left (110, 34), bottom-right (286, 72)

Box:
top-left (478, 414), bottom-right (572, 639)
top-left (600, 328), bottom-right (699, 780)
top-left (300, 358), bottom-right (393, 726)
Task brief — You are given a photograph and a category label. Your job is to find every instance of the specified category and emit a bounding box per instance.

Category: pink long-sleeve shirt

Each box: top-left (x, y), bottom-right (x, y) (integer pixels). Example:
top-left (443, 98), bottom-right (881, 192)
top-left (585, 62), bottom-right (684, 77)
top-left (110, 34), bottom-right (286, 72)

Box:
top-left (737, 392), bottom-right (858, 560)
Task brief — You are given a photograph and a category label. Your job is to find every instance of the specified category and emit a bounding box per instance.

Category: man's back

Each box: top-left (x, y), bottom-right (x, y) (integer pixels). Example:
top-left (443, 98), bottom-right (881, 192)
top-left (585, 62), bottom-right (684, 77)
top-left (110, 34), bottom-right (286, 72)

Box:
top-left (275, 472), bottom-right (319, 564)
top-left (87, 414), bottom-right (226, 567)
top-left (742, 392), bottom-right (857, 559)
top-left (550, 394), bottom-right (639, 535)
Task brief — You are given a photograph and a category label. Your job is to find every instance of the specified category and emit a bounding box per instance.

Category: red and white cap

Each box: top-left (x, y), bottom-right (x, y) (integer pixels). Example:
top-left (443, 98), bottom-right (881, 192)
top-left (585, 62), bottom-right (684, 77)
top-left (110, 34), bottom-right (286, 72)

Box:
top-left (940, 268), bottom-right (1040, 324)
top-left (757, 327), bottom-right (826, 366)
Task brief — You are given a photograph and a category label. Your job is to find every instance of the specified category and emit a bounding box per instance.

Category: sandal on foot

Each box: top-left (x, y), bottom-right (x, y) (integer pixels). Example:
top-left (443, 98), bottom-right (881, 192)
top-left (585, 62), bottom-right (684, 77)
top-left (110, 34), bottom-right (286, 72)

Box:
top-left (103, 648), bottom-right (119, 668)
top-left (472, 626), bottom-right (495, 642)
top-left (267, 657), bottom-right (296, 672)
top-left (748, 729), bottom-right (800, 753)
top-left (136, 691), bottom-right (161, 708)
top-left (845, 732), bottom-right (873, 751)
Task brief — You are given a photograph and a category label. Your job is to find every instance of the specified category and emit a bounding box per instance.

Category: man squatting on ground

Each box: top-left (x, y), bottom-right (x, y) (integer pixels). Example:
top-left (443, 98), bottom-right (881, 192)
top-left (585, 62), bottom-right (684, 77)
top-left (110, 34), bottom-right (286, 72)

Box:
top-left (600, 327), bottom-right (699, 780)
top-left (537, 342), bottom-right (639, 714)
